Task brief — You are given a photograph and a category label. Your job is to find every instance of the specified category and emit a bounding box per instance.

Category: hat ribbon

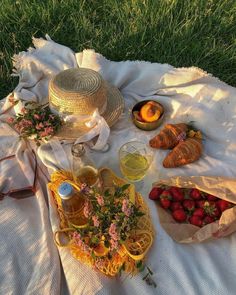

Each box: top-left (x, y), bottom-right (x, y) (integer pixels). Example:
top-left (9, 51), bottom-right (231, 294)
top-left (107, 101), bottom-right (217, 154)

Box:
top-left (64, 109), bottom-right (110, 151)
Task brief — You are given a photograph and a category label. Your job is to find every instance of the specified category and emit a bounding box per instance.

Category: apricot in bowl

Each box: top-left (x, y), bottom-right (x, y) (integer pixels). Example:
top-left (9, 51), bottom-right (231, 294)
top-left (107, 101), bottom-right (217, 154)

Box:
top-left (131, 100), bottom-right (164, 131)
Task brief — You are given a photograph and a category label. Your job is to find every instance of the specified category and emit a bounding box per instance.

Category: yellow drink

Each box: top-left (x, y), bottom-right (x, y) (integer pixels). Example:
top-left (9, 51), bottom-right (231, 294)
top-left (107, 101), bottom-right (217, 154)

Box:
top-left (74, 166), bottom-right (99, 187)
top-left (120, 152), bottom-right (150, 182)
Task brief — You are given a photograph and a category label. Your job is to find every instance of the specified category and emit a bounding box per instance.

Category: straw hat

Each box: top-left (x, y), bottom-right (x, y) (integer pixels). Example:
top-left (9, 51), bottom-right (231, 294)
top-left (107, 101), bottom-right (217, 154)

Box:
top-left (49, 68), bottom-right (124, 138)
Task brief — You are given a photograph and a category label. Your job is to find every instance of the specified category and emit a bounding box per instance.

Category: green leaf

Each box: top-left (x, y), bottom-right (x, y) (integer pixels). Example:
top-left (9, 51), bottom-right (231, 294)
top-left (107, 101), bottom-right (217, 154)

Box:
top-left (136, 260), bottom-right (143, 269)
top-left (136, 211), bottom-right (145, 217)
top-left (91, 236), bottom-right (99, 245)
top-left (104, 189), bottom-right (110, 197)
top-left (119, 239), bottom-right (125, 244)
top-left (139, 264), bottom-right (145, 272)
top-left (91, 251), bottom-right (96, 260)
top-left (104, 240), bottom-right (110, 248)
top-left (121, 184), bottom-right (130, 191)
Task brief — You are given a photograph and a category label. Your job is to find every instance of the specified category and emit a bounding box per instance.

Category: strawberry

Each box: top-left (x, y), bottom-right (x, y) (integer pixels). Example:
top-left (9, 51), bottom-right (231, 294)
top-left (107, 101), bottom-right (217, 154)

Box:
top-left (203, 201), bottom-right (220, 219)
top-left (189, 216), bottom-right (203, 227)
top-left (183, 200), bottom-right (195, 212)
top-left (149, 187), bottom-right (164, 200)
top-left (206, 194), bottom-right (218, 201)
top-left (160, 190), bottom-right (172, 200)
top-left (193, 208), bottom-right (205, 219)
top-left (170, 201), bottom-right (183, 212)
top-left (216, 200), bottom-right (232, 213)
top-left (203, 215), bottom-right (215, 225)
top-left (160, 198), bottom-right (171, 209)
top-left (172, 209), bottom-right (187, 222)
top-left (159, 190), bottom-right (172, 209)
top-left (169, 187), bottom-right (184, 202)
top-left (196, 200), bottom-right (205, 208)
top-left (189, 188), bottom-right (202, 200)
top-left (211, 207), bottom-right (221, 219)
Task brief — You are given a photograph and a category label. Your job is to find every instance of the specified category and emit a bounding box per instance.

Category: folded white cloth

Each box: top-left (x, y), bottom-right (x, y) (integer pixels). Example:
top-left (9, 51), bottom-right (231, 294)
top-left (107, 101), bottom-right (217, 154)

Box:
top-left (2, 36), bottom-right (236, 295)
top-left (64, 109), bottom-right (110, 151)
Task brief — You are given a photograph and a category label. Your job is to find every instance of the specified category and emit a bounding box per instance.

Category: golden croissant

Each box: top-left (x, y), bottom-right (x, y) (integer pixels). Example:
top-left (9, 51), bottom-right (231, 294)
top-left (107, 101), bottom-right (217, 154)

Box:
top-left (163, 138), bottom-right (203, 168)
top-left (149, 123), bottom-right (188, 149)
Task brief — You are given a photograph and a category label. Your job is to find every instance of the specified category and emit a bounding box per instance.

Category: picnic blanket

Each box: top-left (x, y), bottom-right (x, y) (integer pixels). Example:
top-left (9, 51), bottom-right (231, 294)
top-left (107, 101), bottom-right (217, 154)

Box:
top-left (1, 35), bottom-right (236, 295)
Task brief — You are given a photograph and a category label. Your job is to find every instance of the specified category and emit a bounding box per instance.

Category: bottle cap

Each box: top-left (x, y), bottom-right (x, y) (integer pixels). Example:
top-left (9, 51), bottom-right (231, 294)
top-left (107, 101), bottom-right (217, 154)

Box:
top-left (71, 143), bottom-right (85, 157)
top-left (58, 182), bottom-right (74, 199)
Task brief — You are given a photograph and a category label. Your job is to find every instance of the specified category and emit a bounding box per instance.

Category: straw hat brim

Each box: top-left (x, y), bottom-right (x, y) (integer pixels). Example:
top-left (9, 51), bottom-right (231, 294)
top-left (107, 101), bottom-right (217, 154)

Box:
top-left (54, 82), bottom-right (124, 139)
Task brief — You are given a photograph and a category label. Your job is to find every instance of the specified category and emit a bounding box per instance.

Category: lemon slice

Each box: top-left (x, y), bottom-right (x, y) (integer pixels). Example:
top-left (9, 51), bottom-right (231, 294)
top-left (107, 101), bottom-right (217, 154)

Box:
top-left (129, 184), bottom-right (136, 204)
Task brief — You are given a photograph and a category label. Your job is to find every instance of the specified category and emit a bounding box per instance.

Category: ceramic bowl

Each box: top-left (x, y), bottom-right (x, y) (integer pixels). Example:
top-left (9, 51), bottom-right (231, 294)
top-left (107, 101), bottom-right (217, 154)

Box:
top-left (131, 100), bottom-right (165, 131)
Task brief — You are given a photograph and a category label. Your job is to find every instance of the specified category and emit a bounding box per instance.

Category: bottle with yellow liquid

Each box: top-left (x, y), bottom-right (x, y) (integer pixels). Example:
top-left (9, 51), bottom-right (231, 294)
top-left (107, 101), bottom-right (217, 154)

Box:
top-left (58, 182), bottom-right (87, 227)
top-left (71, 143), bottom-right (99, 187)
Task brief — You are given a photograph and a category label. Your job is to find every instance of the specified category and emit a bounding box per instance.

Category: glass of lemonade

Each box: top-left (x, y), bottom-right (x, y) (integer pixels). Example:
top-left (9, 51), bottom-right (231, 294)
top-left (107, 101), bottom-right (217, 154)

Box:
top-left (119, 141), bottom-right (153, 182)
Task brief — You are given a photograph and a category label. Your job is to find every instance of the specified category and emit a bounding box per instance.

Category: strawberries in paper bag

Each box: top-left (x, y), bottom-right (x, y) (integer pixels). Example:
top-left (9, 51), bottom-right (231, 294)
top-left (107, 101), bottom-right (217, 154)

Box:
top-left (149, 176), bottom-right (236, 243)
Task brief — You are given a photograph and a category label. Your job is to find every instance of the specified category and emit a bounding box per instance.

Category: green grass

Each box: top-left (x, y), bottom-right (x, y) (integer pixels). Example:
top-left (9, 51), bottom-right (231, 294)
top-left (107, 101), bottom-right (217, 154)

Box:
top-left (1, 0), bottom-right (236, 98)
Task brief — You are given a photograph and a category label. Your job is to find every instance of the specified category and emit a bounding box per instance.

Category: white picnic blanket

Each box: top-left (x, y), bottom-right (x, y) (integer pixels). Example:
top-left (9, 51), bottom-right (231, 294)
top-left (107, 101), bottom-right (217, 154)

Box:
top-left (1, 35), bottom-right (236, 295)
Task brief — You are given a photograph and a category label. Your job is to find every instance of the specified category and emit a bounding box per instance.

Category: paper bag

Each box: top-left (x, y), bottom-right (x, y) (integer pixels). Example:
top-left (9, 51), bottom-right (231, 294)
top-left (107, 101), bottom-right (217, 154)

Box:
top-left (152, 176), bottom-right (236, 243)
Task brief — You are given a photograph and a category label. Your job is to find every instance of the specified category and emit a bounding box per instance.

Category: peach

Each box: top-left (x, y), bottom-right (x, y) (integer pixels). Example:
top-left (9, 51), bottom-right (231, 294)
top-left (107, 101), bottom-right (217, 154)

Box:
top-left (93, 242), bottom-right (109, 257)
top-left (140, 101), bottom-right (161, 122)
top-left (133, 111), bottom-right (145, 122)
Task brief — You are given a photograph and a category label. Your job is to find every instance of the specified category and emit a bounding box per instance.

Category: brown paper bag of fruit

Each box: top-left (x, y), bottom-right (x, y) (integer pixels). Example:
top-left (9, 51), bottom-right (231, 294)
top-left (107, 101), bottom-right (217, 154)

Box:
top-left (149, 176), bottom-right (236, 243)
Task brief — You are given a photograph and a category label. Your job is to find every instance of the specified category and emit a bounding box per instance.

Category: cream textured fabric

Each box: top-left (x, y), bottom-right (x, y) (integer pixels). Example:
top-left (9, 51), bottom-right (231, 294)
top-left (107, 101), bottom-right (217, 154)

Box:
top-left (1, 36), bottom-right (236, 294)
top-left (0, 124), bottom-right (61, 295)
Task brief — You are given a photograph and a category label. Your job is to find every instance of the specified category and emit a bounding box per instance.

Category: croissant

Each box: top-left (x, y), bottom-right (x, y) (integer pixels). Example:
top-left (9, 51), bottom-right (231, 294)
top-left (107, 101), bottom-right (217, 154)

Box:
top-left (149, 123), bottom-right (188, 149)
top-left (163, 138), bottom-right (203, 168)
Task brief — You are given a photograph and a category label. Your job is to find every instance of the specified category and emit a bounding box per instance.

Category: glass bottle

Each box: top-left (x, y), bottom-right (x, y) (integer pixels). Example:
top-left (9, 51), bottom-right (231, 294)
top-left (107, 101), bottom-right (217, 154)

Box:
top-left (71, 143), bottom-right (99, 187)
top-left (58, 181), bottom-right (87, 226)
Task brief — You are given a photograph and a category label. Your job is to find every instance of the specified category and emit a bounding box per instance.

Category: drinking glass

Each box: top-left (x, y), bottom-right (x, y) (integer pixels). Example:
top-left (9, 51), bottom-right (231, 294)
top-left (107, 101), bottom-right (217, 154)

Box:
top-left (119, 141), bottom-right (153, 182)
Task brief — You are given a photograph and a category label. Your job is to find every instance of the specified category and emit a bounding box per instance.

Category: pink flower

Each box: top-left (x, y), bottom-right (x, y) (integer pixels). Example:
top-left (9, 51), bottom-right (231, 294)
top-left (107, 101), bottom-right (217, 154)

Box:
top-left (36, 122), bottom-right (44, 130)
top-left (92, 215), bottom-right (100, 227)
top-left (21, 107), bottom-right (27, 115)
top-left (33, 114), bottom-right (41, 120)
top-left (7, 117), bottom-right (14, 124)
top-left (14, 123), bottom-right (21, 132)
top-left (21, 119), bottom-right (33, 127)
top-left (73, 232), bottom-right (83, 246)
top-left (122, 199), bottom-right (133, 217)
top-left (110, 239), bottom-right (119, 250)
top-left (96, 194), bottom-right (104, 206)
top-left (80, 183), bottom-right (90, 194)
top-left (109, 223), bottom-right (119, 241)
top-left (44, 126), bottom-right (54, 135)
top-left (83, 201), bottom-right (92, 218)
top-left (39, 131), bottom-right (47, 137)
top-left (81, 243), bottom-right (91, 253)
top-left (14, 121), bottom-right (30, 134)
top-left (73, 232), bottom-right (90, 253)
top-left (39, 126), bottom-right (54, 138)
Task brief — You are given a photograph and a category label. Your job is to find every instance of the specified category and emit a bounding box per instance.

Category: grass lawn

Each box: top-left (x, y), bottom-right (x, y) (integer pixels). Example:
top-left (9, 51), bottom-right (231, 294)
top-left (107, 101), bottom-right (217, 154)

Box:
top-left (1, 0), bottom-right (236, 98)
